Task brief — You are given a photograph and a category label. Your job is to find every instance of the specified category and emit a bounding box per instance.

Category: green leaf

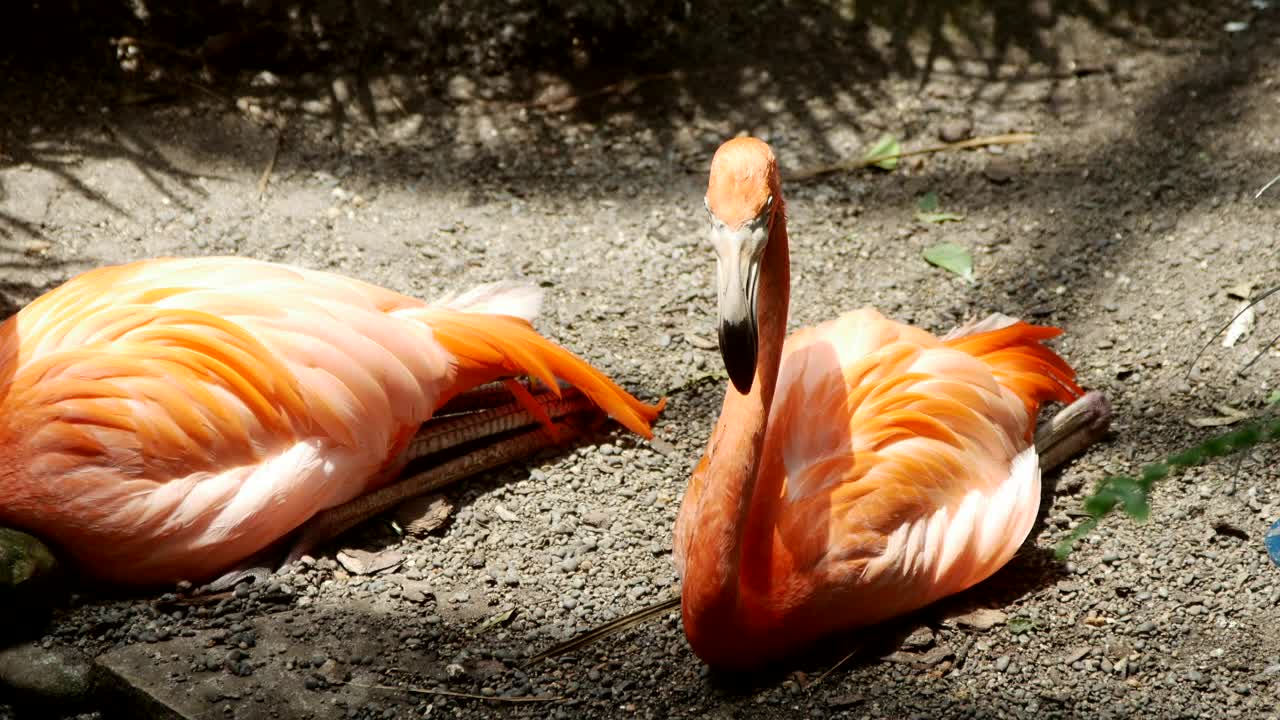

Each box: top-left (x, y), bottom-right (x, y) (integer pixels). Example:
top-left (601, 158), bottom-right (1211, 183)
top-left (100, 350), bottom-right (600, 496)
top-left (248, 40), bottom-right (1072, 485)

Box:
top-left (474, 607), bottom-right (517, 634)
top-left (1139, 463), bottom-right (1169, 489)
top-left (1007, 615), bottom-right (1035, 635)
top-left (1054, 517), bottom-right (1098, 560)
top-left (1113, 477), bottom-right (1151, 521)
top-left (1082, 486), bottom-right (1118, 516)
top-left (1268, 389), bottom-right (1280, 405)
top-left (922, 242), bottom-right (974, 283)
top-left (917, 191), bottom-right (940, 212)
top-left (862, 134), bottom-right (901, 170)
top-left (916, 211), bottom-right (966, 225)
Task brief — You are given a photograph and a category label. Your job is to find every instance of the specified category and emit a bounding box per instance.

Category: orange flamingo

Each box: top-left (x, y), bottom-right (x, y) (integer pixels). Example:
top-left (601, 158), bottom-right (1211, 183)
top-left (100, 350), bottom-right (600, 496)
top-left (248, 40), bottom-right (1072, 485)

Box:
top-left (0, 257), bottom-right (663, 588)
top-left (673, 137), bottom-right (1110, 670)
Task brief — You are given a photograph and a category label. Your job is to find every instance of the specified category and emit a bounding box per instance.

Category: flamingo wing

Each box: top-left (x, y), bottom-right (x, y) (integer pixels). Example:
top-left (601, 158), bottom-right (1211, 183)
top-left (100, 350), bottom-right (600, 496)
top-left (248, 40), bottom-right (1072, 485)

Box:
top-left (0, 257), bottom-right (661, 584)
top-left (744, 308), bottom-right (1080, 622)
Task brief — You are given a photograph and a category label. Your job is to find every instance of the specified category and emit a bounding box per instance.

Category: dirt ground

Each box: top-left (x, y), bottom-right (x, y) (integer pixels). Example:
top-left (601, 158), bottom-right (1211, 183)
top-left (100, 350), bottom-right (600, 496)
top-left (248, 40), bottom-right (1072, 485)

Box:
top-left (2, 1), bottom-right (1280, 718)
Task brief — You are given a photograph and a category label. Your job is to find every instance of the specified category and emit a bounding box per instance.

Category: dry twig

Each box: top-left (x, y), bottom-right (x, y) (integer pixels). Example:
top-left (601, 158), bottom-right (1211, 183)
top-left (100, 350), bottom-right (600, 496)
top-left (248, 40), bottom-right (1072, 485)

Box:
top-left (789, 133), bottom-right (1036, 182)
top-left (349, 682), bottom-right (562, 703)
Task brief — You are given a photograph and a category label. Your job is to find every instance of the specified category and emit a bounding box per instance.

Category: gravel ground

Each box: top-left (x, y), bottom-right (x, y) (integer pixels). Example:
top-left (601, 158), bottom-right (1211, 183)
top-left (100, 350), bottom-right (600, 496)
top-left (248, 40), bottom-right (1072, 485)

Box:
top-left (2, 1), bottom-right (1280, 718)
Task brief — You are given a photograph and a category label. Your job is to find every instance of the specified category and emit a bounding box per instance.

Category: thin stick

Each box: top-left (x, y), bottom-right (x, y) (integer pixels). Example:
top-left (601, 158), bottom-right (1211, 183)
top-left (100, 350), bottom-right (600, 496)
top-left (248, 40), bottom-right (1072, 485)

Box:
top-left (348, 682), bottom-right (562, 703)
top-left (810, 643), bottom-right (865, 688)
top-left (257, 126), bottom-right (284, 199)
top-left (1186, 284), bottom-right (1280, 380)
top-left (788, 133), bottom-right (1037, 182)
top-left (1256, 172), bottom-right (1280, 199)
top-left (526, 596), bottom-right (681, 664)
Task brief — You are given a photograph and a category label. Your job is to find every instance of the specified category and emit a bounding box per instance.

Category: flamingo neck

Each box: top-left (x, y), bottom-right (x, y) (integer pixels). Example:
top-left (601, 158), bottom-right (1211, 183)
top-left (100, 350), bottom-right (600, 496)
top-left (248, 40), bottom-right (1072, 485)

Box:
top-left (682, 202), bottom-right (791, 662)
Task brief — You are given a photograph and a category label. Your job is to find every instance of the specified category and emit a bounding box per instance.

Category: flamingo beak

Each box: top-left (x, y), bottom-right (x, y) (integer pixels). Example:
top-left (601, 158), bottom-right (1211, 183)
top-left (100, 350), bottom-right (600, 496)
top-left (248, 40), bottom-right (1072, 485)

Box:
top-left (709, 201), bottom-right (771, 395)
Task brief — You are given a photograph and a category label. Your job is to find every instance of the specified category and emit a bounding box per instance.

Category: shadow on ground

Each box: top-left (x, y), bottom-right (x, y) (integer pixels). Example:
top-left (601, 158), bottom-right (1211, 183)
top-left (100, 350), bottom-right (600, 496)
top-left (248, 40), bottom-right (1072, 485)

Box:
top-left (8, 585), bottom-right (1099, 720)
top-left (1, 0), bottom-right (1271, 326)
top-left (0, 0), bottom-right (1253, 219)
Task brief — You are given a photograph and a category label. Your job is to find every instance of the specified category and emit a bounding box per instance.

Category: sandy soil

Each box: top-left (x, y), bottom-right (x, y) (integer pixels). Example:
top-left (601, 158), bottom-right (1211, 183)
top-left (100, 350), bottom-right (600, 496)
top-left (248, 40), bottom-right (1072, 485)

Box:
top-left (2, 1), bottom-right (1280, 718)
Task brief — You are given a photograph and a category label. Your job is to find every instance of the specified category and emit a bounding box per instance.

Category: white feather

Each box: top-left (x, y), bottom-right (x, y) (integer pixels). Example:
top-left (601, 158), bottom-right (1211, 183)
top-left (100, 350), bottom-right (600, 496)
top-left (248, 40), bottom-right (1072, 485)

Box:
top-left (941, 313), bottom-right (1022, 341)
top-left (867, 445), bottom-right (1041, 597)
top-left (432, 281), bottom-right (544, 322)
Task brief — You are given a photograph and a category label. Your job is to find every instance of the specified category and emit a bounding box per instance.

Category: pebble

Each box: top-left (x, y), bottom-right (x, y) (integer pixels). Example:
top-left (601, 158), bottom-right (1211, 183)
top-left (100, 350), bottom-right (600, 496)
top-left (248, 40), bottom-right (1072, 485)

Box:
top-left (938, 118), bottom-right (972, 143)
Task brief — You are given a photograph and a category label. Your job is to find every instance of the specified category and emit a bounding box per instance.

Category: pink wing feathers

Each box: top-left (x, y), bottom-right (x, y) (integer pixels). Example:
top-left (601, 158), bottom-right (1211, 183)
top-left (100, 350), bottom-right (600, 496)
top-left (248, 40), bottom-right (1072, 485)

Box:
top-left (0, 257), bottom-right (661, 584)
top-left (690, 308), bottom-right (1080, 627)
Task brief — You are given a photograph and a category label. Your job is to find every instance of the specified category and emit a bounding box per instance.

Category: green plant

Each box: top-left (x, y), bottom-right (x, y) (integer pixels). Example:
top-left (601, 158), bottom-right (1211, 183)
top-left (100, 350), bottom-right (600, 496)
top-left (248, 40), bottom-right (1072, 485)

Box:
top-left (1056, 409), bottom-right (1280, 559)
top-left (1058, 284), bottom-right (1280, 558)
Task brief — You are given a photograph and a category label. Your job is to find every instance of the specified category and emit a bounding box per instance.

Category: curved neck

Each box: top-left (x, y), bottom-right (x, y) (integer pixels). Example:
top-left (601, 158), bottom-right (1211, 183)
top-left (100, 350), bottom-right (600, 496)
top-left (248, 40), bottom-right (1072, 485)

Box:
top-left (682, 201), bottom-right (791, 661)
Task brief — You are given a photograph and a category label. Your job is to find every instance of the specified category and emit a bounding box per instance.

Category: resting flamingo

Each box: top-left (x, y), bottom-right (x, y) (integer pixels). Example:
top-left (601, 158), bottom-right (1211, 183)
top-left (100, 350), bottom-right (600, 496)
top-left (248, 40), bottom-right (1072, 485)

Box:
top-left (672, 137), bottom-right (1110, 670)
top-left (0, 257), bottom-right (663, 589)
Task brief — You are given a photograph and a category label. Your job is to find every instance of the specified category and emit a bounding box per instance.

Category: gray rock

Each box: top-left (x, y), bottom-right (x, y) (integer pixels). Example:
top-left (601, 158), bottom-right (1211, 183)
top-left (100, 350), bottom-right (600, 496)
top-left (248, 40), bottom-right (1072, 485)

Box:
top-left (0, 643), bottom-right (100, 713)
top-left (0, 528), bottom-right (59, 589)
top-left (95, 620), bottom-right (388, 719)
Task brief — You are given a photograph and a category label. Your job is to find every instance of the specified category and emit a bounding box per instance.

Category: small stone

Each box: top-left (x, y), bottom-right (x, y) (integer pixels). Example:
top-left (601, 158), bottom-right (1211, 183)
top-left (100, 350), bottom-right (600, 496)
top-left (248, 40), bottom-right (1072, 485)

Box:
top-left (1062, 646), bottom-right (1092, 665)
top-left (939, 118), bottom-right (972, 143)
top-left (983, 159), bottom-right (1017, 184)
top-left (318, 659), bottom-right (347, 685)
top-left (948, 607), bottom-right (1008, 630)
top-left (902, 626), bottom-right (935, 650)
top-left (582, 510), bottom-right (611, 527)
top-left (336, 548), bottom-right (404, 575)
top-left (995, 655), bottom-right (1011, 672)
top-left (687, 334), bottom-right (717, 350)
top-left (393, 495), bottom-right (454, 536)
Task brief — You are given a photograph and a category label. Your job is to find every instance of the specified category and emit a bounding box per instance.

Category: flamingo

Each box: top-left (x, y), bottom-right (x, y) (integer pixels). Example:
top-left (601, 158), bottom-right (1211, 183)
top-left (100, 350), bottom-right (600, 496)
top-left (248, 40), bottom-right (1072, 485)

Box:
top-left (0, 257), bottom-right (664, 589)
top-left (672, 137), bottom-right (1111, 670)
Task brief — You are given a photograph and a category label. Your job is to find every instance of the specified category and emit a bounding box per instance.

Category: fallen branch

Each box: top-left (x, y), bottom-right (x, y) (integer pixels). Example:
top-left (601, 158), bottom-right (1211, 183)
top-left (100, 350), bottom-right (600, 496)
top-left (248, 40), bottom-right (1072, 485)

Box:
top-left (348, 682), bottom-right (562, 703)
top-left (788, 133), bottom-right (1037, 182)
top-left (526, 595), bottom-right (681, 665)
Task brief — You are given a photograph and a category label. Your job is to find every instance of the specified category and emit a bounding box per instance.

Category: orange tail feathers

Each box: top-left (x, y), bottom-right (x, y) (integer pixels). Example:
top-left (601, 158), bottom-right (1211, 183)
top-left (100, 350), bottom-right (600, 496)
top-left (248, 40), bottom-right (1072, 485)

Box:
top-left (943, 321), bottom-right (1083, 415)
top-left (419, 309), bottom-right (666, 438)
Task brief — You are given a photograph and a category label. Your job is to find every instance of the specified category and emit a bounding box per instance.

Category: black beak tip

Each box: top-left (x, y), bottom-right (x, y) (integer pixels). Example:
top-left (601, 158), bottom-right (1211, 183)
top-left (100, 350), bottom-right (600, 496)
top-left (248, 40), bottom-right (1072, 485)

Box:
top-left (727, 364), bottom-right (755, 395)
top-left (718, 318), bottom-right (758, 395)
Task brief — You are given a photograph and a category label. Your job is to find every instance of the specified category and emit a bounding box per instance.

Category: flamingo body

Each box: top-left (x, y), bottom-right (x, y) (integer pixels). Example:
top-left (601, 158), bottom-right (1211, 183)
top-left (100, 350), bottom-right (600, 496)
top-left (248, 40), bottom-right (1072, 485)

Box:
top-left (674, 137), bottom-right (1084, 669)
top-left (0, 257), bottom-right (661, 585)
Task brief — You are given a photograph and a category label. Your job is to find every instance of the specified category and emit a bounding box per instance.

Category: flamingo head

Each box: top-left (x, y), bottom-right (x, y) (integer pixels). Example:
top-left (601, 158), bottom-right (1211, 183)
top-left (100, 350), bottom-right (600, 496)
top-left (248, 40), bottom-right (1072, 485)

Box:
top-left (704, 136), bottom-right (781, 395)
